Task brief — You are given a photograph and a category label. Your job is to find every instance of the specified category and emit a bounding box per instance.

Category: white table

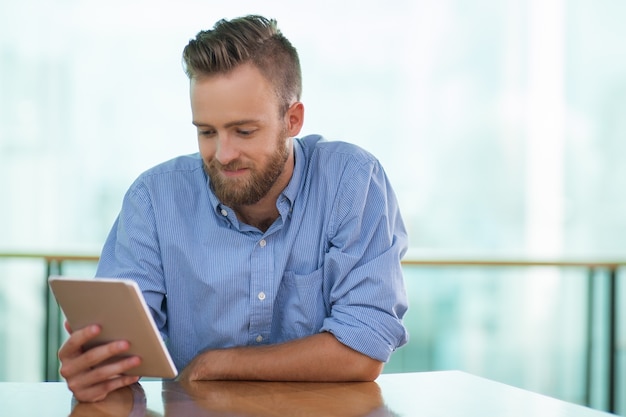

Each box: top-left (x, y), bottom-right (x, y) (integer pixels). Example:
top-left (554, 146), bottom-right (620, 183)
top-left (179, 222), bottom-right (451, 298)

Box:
top-left (0, 371), bottom-right (617, 416)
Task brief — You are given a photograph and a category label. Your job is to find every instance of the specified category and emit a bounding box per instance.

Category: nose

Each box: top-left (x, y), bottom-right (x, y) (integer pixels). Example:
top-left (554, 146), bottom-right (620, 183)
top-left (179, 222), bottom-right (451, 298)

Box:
top-left (214, 133), bottom-right (240, 165)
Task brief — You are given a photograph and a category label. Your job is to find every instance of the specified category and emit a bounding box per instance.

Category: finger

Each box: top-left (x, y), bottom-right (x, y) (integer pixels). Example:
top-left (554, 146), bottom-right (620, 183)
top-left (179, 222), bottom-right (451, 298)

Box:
top-left (89, 355), bottom-right (142, 381)
top-left (60, 339), bottom-right (134, 380)
top-left (66, 355), bottom-right (141, 398)
top-left (58, 325), bottom-right (100, 361)
top-left (64, 320), bottom-right (73, 334)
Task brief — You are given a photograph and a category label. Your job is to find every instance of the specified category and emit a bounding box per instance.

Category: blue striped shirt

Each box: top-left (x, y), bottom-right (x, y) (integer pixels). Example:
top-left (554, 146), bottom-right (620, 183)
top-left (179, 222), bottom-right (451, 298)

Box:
top-left (97, 135), bottom-right (409, 371)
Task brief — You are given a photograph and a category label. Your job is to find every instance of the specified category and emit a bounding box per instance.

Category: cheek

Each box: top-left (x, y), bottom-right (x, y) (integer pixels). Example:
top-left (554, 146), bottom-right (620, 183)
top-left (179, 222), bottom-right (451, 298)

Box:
top-left (197, 139), bottom-right (216, 161)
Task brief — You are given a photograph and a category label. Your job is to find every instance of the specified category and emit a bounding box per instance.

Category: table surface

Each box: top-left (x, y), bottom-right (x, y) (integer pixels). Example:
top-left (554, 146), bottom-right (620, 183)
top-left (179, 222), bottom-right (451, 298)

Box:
top-left (0, 371), bottom-right (616, 417)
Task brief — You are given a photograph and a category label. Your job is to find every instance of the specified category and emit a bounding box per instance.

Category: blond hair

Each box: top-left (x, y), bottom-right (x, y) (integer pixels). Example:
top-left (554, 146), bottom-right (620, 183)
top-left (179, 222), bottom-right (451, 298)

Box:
top-left (182, 15), bottom-right (302, 115)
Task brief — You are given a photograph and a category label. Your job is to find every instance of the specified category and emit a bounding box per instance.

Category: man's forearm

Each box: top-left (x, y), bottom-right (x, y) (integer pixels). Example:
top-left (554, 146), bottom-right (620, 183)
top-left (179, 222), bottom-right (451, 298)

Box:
top-left (178, 332), bottom-right (383, 382)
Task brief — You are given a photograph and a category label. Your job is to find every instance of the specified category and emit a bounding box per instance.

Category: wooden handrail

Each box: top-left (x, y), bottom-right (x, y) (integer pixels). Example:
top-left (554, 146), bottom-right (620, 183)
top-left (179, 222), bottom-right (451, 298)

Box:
top-left (401, 258), bottom-right (626, 268)
top-left (0, 253), bottom-right (100, 262)
top-left (2, 252), bottom-right (625, 268)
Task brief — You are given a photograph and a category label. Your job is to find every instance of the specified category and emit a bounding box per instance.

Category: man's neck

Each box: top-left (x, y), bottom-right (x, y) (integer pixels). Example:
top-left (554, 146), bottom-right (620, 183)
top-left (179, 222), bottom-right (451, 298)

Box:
top-left (233, 206), bottom-right (280, 232)
top-left (233, 149), bottom-right (294, 232)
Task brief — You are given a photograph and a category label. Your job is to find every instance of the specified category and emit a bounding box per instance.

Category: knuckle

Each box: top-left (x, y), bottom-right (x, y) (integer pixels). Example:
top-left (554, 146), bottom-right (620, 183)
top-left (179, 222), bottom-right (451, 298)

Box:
top-left (57, 341), bottom-right (72, 359)
top-left (66, 379), bottom-right (81, 393)
top-left (59, 359), bottom-right (81, 380)
top-left (82, 347), bottom-right (101, 364)
top-left (58, 365), bottom-right (71, 379)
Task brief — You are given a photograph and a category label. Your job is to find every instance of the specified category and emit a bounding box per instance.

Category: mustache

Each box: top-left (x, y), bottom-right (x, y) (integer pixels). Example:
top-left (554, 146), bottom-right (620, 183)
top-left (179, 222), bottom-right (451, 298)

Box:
top-left (209, 159), bottom-right (250, 171)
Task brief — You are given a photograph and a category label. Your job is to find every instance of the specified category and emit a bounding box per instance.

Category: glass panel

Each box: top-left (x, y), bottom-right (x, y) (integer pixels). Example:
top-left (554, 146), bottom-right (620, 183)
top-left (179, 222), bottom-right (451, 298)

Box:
top-left (386, 266), bottom-right (588, 406)
top-left (0, 260), bottom-right (45, 381)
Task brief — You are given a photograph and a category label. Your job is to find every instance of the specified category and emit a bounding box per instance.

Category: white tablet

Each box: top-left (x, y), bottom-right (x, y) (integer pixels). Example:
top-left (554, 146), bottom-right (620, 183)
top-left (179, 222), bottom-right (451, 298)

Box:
top-left (49, 276), bottom-right (178, 379)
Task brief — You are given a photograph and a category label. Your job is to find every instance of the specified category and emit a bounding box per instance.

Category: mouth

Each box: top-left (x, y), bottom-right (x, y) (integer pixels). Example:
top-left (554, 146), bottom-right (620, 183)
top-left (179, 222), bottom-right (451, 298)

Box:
top-left (220, 167), bottom-right (249, 178)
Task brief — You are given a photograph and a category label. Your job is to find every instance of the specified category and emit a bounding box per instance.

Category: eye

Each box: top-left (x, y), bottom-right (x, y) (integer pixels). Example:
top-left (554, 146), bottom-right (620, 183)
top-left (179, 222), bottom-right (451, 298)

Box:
top-left (198, 129), bottom-right (216, 137)
top-left (237, 128), bottom-right (256, 137)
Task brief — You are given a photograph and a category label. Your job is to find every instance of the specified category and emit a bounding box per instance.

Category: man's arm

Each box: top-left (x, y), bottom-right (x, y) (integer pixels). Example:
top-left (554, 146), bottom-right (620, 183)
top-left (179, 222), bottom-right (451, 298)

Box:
top-left (178, 331), bottom-right (383, 382)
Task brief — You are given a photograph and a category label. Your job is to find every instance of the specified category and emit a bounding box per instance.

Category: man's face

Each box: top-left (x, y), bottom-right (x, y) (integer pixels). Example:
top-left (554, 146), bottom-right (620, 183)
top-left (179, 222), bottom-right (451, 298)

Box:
top-left (190, 64), bottom-right (294, 207)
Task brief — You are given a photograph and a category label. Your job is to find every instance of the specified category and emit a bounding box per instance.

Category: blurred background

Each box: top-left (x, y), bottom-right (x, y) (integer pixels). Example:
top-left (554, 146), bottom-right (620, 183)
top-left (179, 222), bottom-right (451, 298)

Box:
top-left (0, 0), bottom-right (624, 414)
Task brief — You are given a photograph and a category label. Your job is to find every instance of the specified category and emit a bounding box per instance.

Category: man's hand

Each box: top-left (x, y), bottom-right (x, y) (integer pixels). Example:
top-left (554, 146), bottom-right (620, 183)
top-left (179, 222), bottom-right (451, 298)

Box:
top-left (58, 322), bottom-right (142, 402)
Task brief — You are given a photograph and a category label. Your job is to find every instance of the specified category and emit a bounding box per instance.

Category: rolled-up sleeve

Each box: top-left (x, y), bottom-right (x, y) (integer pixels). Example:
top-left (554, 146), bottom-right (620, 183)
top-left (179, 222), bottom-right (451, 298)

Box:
top-left (320, 158), bottom-right (409, 362)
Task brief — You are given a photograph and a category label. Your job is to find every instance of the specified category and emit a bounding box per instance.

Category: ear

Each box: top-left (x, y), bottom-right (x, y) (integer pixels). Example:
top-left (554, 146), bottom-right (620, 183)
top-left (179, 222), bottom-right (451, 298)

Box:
top-left (284, 102), bottom-right (305, 137)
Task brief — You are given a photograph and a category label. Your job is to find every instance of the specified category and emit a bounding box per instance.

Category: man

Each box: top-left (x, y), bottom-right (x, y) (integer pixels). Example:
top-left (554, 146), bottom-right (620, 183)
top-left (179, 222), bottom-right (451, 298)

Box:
top-left (58, 15), bottom-right (408, 403)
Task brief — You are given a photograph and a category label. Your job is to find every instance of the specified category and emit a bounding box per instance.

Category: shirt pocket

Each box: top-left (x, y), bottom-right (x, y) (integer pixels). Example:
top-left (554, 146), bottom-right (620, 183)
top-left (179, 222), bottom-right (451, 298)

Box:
top-left (274, 267), bottom-right (328, 339)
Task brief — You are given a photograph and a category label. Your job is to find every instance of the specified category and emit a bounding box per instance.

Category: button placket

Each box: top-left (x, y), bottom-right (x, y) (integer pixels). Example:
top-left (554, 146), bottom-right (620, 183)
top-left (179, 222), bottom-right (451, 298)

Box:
top-left (249, 235), bottom-right (273, 345)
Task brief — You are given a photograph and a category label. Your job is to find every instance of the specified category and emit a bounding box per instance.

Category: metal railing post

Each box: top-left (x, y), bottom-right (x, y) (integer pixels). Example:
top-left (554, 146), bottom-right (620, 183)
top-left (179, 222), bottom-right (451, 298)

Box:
top-left (607, 267), bottom-right (616, 414)
top-left (44, 259), bottom-right (63, 382)
top-left (585, 267), bottom-right (594, 407)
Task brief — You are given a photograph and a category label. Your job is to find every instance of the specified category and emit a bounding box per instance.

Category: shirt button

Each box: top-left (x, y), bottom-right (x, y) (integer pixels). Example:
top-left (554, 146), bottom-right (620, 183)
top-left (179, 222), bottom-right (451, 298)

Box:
top-left (256, 335), bottom-right (263, 343)
top-left (259, 239), bottom-right (266, 247)
top-left (220, 209), bottom-right (228, 216)
top-left (258, 291), bottom-right (266, 301)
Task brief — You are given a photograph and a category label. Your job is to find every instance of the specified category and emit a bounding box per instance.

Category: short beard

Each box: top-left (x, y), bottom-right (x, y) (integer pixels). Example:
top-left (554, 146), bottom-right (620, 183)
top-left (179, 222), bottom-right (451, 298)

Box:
top-left (205, 135), bottom-right (290, 207)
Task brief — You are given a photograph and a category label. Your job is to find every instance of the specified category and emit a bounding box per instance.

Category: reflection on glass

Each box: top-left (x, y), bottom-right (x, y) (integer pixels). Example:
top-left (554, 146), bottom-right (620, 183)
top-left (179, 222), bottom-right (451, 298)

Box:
top-left (162, 379), bottom-right (392, 417)
top-left (67, 380), bottom-right (395, 417)
top-left (69, 384), bottom-right (145, 417)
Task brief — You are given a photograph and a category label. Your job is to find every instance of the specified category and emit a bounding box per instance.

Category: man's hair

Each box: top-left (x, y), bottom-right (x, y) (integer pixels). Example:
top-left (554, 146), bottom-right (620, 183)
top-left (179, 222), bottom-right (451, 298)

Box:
top-left (182, 15), bottom-right (302, 115)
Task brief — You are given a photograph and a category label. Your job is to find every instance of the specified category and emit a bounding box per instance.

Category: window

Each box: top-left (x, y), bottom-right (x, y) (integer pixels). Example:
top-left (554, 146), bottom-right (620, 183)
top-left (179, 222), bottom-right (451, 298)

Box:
top-left (1, 1), bottom-right (624, 413)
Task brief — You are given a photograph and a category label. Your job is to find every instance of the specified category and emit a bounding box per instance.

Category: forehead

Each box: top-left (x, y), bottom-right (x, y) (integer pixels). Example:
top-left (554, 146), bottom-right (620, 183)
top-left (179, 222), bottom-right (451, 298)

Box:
top-left (190, 64), bottom-right (280, 125)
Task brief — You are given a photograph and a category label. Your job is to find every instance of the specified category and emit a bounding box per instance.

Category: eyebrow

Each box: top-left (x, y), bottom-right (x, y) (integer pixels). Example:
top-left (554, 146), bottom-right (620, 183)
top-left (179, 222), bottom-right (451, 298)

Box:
top-left (192, 119), bottom-right (261, 128)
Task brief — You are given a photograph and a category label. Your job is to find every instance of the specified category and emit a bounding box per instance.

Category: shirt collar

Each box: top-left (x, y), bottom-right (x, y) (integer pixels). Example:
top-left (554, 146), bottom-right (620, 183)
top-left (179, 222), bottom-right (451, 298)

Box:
top-left (279, 138), bottom-right (304, 210)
